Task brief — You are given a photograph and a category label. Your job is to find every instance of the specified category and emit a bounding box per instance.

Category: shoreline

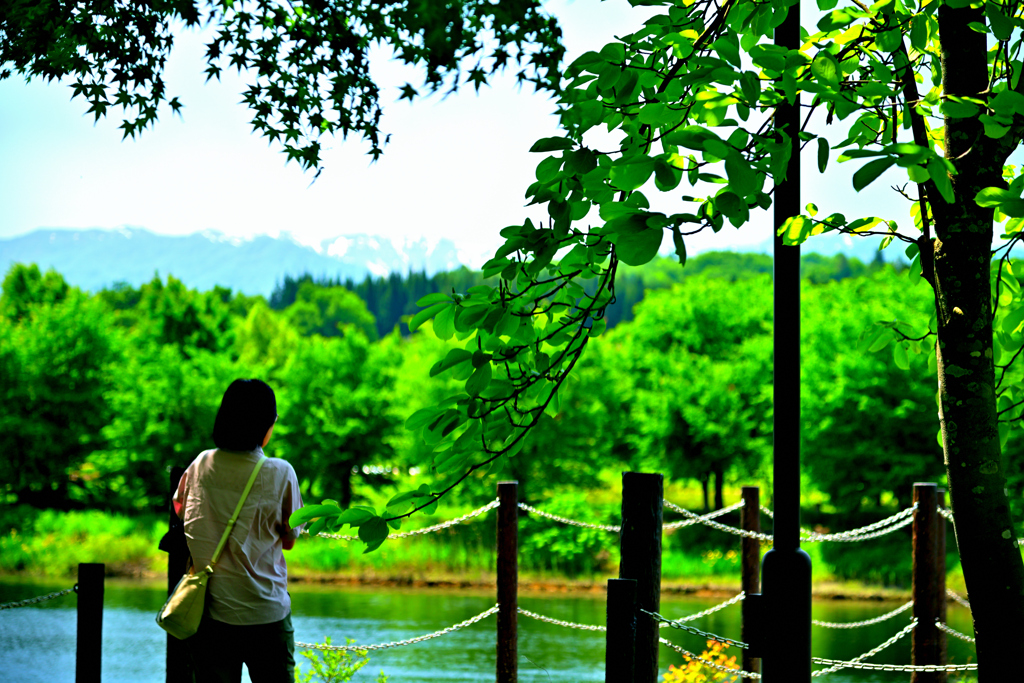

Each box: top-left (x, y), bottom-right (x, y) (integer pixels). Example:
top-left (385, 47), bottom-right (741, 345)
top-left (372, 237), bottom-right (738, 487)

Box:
top-left (0, 568), bottom-right (913, 602)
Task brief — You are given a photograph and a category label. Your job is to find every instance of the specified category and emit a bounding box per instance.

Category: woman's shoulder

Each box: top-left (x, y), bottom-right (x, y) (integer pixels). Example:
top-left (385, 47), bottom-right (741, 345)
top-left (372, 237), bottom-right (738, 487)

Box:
top-left (261, 455), bottom-right (298, 478)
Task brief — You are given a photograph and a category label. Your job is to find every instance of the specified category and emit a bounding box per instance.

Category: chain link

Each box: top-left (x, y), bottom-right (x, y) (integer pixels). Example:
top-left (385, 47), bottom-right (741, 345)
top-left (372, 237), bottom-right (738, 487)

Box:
top-left (810, 619), bottom-right (916, 676)
top-left (811, 600), bottom-right (913, 629)
top-left (0, 585), bottom-right (76, 611)
top-left (310, 500), bottom-right (500, 541)
top-left (658, 592), bottom-right (745, 628)
top-left (757, 502), bottom-right (917, 542)
top-left (664, 501), bottom-right (775, 541)
top-left (517, 607), bottom-right (607, 632)
top-left (517, 502), bottom-right (619, 532)
top-left (935, 620), bottom-right (975, 643)
top-left (946, 588), bottom-right (971, 611)
top-left (658, 637), bottom-right (761, 680)
top-left (644, 609), bottom-right (748, 650)
top-left (664, 501), bottom-right (745, 530)
top-left (295, 605), bottom-right (499, 651)
top-left (937, 506), bottom-right (954, 522)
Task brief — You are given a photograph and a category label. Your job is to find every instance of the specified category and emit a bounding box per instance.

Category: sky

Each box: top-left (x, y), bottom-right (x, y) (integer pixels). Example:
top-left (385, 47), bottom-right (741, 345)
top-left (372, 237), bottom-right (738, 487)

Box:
top-left (0, 1), bottom-right (918, 267)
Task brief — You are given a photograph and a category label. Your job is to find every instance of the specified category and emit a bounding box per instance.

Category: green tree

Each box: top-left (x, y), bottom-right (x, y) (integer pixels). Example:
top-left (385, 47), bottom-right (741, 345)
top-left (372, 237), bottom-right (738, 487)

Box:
top-left (285, 282), bottom-right (378, 341)
top-left (0, 289), bottom-right (117, 508)
top-left (276, 331), bottom-right (399, 508)
top-left (1, 263), bottom-right (70, 323)
top-left (375, 0), bottom-right (1024, 668)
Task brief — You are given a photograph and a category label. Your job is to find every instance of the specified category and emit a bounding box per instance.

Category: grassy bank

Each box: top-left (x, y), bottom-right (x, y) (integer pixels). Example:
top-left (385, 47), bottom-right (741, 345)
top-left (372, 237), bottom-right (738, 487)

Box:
top-left (0, 505), bottom-right (974, 600)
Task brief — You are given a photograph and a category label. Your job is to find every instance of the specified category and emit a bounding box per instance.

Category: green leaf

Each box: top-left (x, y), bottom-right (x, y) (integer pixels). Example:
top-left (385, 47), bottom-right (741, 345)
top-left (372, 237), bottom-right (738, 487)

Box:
top-left (289, 503), bottom-right (340, 528)
top-left (613, 227), bottom-right (663, 266)
top-left (976, 187), bottom-right (1016, 207)
top-left (409, 302), bottom-right (449, 332)
top-left (941, 99), bottom-right (981, 118)
top-left (893, 342), bottom-right (910, 370)
top-left (406, 406), bottom-right (442, 430)
top-left (610, 157), bottom-right (656, 191)
top-left (337, 508), bottom-right (377, 526)
top-left (811, 52), bottom-right (840, 86)
top-left (724, 153), bottom-right (756, 196)
top-left (466, 362), bottom-right (493, 397)
top-left (672, 227), bottom-right (687, 267)
top-left (875, 29), bottom-right (902, 53)
top-left (852, 157), bottom-right (897, 192)
top-left (433, 304), bottom-right (456, 340)
top-left (429, 348), bottom-right (473, 377)
top-left (358, 517), bottom-right (389, 553)
top-left (416, 293), bottom-right (451, 307)
top-left (1002, 305), bottom-right (1024, 334)
top-left (530, 137), bottom-right (575, 153)
top-left (927, 157), bottom-right (955, 203)
top-left (987, 7), bottom-right (1014, 40)
top-left (817, 138), bottom-right (829, 173)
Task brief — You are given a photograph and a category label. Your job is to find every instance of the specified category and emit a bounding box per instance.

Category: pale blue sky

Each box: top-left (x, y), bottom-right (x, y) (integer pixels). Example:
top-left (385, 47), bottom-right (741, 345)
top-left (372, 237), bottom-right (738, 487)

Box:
top-left (0, 0), bottom-right (916, 267)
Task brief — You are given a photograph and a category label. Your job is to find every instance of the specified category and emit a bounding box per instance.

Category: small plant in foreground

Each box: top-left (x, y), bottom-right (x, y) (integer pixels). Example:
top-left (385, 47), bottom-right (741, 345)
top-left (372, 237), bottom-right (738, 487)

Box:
top-left (663, 640), bottom-right (739, 683)
top-left (295, 637), bottom-right (388, 683)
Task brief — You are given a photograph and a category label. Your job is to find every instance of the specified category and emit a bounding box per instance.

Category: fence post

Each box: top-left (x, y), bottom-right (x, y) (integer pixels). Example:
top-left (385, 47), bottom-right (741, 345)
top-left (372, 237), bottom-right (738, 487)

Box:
top-left (937, 489), bottom-right (948, 682)
top-left (497, 481), bottom-right (518, 683)
top-left (606, 578), bottom-right (637, 683)
top-left (912, 483), bottom-right (942, 683)
top-left (76, 562), bottom-right (104, 683)
top-left (164, 466), bottom-right (193, 683)
top-left (619, 471), bottom-right (663, 683)
top-left (740, 486), bottom-right (761, 681)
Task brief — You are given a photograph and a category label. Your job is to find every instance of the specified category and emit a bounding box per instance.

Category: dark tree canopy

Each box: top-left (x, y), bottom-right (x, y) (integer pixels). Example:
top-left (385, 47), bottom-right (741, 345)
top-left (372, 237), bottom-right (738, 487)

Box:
top-left (1, 0), bottom-right (564, 168)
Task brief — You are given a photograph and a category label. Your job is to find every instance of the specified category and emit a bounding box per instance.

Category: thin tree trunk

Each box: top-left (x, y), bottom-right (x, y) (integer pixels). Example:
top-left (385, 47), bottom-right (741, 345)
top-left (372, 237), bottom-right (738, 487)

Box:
top-left (700, 473), bottom-right (710, 513)
top-left (713, 462), bottom-right (724, 511)
top-left (934, 6), bottom-right (1024, 675)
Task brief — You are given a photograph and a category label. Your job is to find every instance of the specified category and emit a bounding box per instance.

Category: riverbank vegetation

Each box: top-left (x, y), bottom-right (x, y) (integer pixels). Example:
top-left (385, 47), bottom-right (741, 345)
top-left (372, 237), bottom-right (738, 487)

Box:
top-left (2, 252), bottom-right (1019, 591)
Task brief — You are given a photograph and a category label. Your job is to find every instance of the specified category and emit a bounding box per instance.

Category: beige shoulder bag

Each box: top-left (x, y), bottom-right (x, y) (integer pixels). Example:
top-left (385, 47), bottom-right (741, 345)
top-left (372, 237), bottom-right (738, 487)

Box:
top-left (157, 454), bottom-right (267, 640)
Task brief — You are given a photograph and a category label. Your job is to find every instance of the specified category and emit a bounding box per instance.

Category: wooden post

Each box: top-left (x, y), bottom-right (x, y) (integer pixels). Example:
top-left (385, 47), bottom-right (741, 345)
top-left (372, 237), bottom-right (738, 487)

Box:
top-left (76, 562), bottom-right (104, 683)
top-left (606, 578), bottom-right (637, 683)
top-left (912, 483), bottom-right (942, 683)
top-left (164, 466), bottom-right (193, 683)
top-left (741, 486), bottom-right (761, 681)
top-left (937, 489), bottom-right (948, 682)
top-left (619, 472), bottom-right (663, 683)
top-left (497, 481), bottom-right (518, 683)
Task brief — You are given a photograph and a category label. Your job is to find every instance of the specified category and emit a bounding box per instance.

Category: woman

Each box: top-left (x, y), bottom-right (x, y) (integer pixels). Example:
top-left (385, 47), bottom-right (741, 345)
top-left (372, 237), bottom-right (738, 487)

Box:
top-left (173, 378), bottom-right (304, 682)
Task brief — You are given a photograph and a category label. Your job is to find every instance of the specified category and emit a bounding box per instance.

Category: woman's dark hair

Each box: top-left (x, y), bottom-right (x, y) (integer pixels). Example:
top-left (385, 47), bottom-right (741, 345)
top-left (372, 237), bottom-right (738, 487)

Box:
top-left (212, 379), bottom-right (277, 451)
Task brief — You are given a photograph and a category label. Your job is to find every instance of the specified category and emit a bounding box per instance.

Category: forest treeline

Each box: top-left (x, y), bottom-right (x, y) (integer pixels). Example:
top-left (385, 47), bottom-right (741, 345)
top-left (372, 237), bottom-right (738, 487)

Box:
top-left (3, 251), bottom-right (1020, 570)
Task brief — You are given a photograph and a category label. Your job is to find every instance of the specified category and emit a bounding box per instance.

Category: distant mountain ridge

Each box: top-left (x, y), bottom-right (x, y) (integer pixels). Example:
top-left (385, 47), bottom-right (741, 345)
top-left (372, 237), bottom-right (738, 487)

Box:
top-left (0, 228), bottom-right (465, 296)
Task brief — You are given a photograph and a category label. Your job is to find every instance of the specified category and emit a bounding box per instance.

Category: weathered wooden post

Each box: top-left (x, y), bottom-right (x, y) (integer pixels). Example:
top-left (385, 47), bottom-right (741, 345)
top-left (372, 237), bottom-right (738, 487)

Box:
top-left (606, 578), bottom-right (637, 683)
top-left (76, 562), bottom-right (104, 683)
top-left (163, 466), bottom-right (193, 683)
top-left (912, 483), bottom-right (943, 683)
top-left (497, 481), bottom-right (518, 683)
top-left (619, 472), bottom-right (663, 683)
top-left (937, 489), bottom-right (948, 681)
top-left (740, 486), bottom-right (761, 681)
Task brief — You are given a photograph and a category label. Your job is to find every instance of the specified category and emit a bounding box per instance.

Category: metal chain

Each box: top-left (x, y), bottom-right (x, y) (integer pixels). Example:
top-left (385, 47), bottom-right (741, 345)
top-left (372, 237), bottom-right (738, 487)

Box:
top-left (757, 503), bottom-right (917, 542)
top-left (517, 607), bottom-right (607, 632)
top-left (517, 502), bottom-right (619, 532)
top-left (643, 609), bottom-right (748, 650)
top-left (0, 585), bottom-right (76, 611)
top-left (937, 506), bottom-right (954, 522)
top-left (663, 501), bottom-right (745, 530)
top-left (946, 588), bottom-right (971, 611)
top-left (310, 500), bottom-right (500, 541)
top-left (935, 620), bottom-right (975, 644)
top-left (810, 619), bottom-right (916, 676)
top-left (658, 591), bottom-right (745, 628)
top-left (658, 637), bottom-right (761, 680)
top-left (295, 605), bottom-right (499, 651)
top-left (663, 501), bottom-right (775, 541)
top-left (801, 504), bottom-right (918, 543)
top-left (811, 600), bottom-right (913, 629)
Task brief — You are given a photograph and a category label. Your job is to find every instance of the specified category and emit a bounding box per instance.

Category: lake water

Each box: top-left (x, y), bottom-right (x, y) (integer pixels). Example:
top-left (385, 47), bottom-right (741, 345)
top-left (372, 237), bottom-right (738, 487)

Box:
top-left (0, 579), bottom-right (977, 682)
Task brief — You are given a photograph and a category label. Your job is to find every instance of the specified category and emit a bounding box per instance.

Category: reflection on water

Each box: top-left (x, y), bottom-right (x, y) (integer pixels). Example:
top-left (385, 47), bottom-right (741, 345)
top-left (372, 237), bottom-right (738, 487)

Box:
top-left (0, 579), bottom-right (977, 682)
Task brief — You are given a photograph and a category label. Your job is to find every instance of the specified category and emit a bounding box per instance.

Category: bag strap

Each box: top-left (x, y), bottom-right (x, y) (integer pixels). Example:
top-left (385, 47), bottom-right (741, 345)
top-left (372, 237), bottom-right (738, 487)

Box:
top-left (210, 455), bottom-right (267, 566)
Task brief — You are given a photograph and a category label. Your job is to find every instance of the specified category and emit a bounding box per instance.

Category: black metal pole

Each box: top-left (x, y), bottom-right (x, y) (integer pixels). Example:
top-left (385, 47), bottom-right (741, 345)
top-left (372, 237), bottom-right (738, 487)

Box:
top-left (760, 1), bottom-right (812, 680)
top-left (619, 472), bottom-right (663, 683)
top-left (76, 562), bottom-right (104, 683)
top-left (497, 481), bottom-right (519, 683)
top-left (606, 578), bottom-right (638, 683)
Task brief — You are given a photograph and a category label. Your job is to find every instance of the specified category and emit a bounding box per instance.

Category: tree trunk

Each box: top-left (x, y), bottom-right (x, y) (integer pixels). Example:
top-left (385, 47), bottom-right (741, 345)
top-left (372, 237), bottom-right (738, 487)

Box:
top-left (713, 461), bottom-right (724, 511)
top-left (934, 7), bottom-right (1024, 675)
top-left (700, 473), bottom-right (710, 513)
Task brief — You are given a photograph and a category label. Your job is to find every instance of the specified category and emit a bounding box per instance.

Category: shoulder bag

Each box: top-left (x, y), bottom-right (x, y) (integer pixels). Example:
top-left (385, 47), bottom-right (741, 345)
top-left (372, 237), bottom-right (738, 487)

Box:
top-left (156, 454), bottom-right (267, 639)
